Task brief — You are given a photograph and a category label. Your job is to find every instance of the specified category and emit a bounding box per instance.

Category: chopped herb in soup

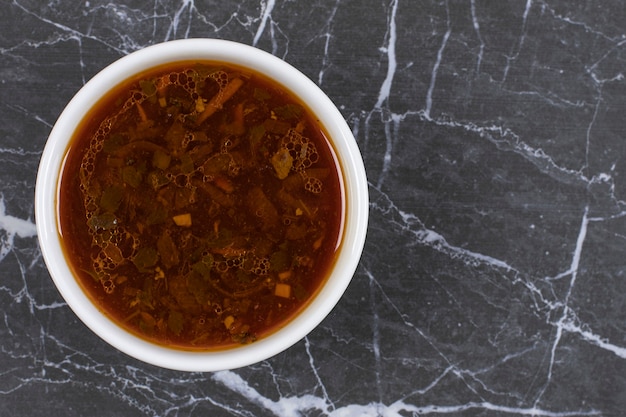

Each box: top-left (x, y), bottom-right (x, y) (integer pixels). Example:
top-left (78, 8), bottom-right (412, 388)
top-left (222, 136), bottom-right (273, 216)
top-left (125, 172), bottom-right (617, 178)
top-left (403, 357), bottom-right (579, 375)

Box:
top-left (58, 61), bottom-right (344, 350)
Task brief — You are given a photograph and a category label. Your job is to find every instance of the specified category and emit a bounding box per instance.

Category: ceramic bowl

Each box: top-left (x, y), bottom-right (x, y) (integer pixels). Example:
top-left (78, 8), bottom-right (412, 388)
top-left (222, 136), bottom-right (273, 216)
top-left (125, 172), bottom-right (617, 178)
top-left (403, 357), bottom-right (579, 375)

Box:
top-left (35, 38), bottom-right (368, 371)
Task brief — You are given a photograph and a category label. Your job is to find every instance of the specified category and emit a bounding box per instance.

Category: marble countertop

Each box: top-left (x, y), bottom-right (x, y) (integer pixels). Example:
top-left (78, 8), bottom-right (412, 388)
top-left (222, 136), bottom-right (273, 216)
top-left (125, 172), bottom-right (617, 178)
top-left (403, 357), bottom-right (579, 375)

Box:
top-left (1, 1), bottom-right (624, 416)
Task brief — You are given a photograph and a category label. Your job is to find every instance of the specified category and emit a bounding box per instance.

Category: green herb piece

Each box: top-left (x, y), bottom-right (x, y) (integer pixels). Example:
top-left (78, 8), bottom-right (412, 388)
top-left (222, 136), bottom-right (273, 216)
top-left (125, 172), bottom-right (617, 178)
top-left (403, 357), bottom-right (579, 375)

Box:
top-left (285, 222), bottom-right (307, 240)
top-left (103, 134), bottom-right (126, 154)
top-left (263, 118), bottom-right (290, 135)
top-left (187, 270), bottom-right (210, 305)
top-left (88, 212), bottom-right (118, 231)
top-left (236, 269), bottom-right (252, 284)
top-left (294, 283), bottom-right (307, 301)
top-left (202, 153), bottom-right (231, 176)
top-left (191, 131), bottom-right (209, 142)
top-left (270, 250), bottom-right (290, 272)
top-left (140, 79), bottom-right (157, 96)
top-left (133, 247), bottom-right (158, 272)
top-left (122, 165), bottom-right (143, 188)
top-left (190, 251), bottom-right (214, 273)
top-left (254, 88), bottom-right (271, 101)
top-left (168, 310), bottom-right (184, 336)
top-left (146, 205), bottom-right (168, 225)
top-left (139, 312), bottom-right (156, 335)
top-left (192, 261), bottom-right (212, 280)
top-left (197, 181), bottom-right (233, 208)
top-left (164, 121), bottom-right (186, 153)
top-left (193, 63), bottom-right (221, 79)
top-left (180, 153), bottom-right (195, 174)
top-left (168, 275), bottom-right (200, 312)
top-left (152, 149), bottom-right (171, 170)
top-left (249, 124), bottom-right (266, 150)
top-left (140, 278), bottom-right (155, 308)
top-left (174, 187), bottom-right (194, 209)
top-left (100, 185), bottom-right (124, 213)
top-left (157, 231), bottom-right (179, 269)
top-left (247, 187), bottom-right (279, 230)
top-left (274, 103), bottom-right (303, 120)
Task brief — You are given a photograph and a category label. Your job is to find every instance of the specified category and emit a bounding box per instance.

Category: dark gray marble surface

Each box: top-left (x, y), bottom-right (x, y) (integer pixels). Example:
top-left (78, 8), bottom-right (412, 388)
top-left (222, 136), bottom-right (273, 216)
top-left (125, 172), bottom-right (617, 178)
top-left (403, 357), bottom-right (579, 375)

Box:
top-left (1, 0), bottom-right (625, 416)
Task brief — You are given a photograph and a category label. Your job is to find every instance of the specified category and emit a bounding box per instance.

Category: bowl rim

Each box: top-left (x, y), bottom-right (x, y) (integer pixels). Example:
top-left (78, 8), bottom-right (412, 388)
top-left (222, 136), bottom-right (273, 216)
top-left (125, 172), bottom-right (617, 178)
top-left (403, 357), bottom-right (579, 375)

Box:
top-left (35, 38), bottom-right (368, 372)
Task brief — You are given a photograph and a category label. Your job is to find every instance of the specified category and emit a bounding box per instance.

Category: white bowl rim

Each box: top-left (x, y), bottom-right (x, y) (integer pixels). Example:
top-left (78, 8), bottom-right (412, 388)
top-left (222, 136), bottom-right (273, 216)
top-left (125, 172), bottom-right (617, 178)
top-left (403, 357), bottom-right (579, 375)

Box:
top-left (35, 38), bottom-right (368, 372)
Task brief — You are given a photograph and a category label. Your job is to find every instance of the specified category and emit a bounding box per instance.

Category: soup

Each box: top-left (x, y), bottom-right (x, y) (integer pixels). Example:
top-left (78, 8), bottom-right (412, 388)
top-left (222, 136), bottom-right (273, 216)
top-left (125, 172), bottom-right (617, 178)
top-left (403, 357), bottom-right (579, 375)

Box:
top-left (58, 61), bottom-right (344, 350)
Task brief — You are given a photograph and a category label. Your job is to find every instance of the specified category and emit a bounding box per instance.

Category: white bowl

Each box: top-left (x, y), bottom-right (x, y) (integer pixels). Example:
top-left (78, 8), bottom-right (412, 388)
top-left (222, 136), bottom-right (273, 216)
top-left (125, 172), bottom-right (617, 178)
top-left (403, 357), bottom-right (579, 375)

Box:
top-left (35, 38), bottom-right (368, 372)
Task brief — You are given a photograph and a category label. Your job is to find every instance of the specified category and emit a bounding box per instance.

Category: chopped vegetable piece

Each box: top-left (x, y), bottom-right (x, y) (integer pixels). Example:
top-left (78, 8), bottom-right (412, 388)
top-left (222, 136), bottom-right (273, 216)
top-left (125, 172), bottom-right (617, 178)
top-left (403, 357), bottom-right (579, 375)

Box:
top-left (146, 205), bottom-right (168, 225)
top-left (135, 102), bottom-right (149, 122)
top-left (157, 231), bottom-right (179, 269)
top-left (122, 165), bottom-right (143, 188)
top-left (196, 180), bottom-right (233, 207)
top-left (154, 267), bottom-right (165, 280)
top-left (164, 121), bottom-right (187, 154)
top-left (214, 177), bottom-right (234, 193)
top-left (147, 170), bottom-right (170, 190)
top-left (140, 79), bottom-right (157, 96)
top-left (286, 222), bottom-right (307, 240)
top-left (274, 103), bottom-right (303, 121)
top-left (270, 250), bottom-right (290, 272)
top-left (152, 149), bottom-right (171, 170)
top-left (132, 247), bottom-right (158, 272)
top-left (201, 153), bottom-right (231, 176)
top-left (103, 134), bottom-right (126, 154)
top-left (253, 88), bottom-right (271, 101)
top-left (192, 261), bottom-right (212, 280)
top-left (103, 243), bottom-right (124, 264)
top-left (274, 283), bottom-right (292, 298)
top-left (247, 187), bottom-right (279, 230)
top-left (271, 148), bottom-right (293, 179)
top-left (87, 212), bottom-right (118, 231)
top-left (263, 118), bottom-right (290, 134)
top-left (249, 124), bottom-right (266, 153)
top-left (223, 315), bottom-right (235, 330)
top-left (173, 213), bottom-right (192, 227)
top-left (195, 98), bottom-right (206, 113)
top-left (140, 311), bottom-right (157, 328)
top-left (313, 235), bottom-right (324, 250)
top-left (187, 270), bottom-right (210, 304)
top-left (180, 153), bottom-right (195, 174)
top-left (196, 77), bottom-right (244, 125)
top-left (168, 311), bottom-right (184, 335)
top-left (100, 185), bottom-right (124, 213)
top-left (222, 103), bottom-right (246, 135)
top-left (278, 270), bottom-right (292, 280)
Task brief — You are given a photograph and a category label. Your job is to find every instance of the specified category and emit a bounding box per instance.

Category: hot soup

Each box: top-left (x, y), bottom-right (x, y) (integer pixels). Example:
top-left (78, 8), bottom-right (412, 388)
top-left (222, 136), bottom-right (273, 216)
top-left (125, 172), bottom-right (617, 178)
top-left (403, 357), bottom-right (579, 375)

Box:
top-left (58, 61), bottom-right (344, 350)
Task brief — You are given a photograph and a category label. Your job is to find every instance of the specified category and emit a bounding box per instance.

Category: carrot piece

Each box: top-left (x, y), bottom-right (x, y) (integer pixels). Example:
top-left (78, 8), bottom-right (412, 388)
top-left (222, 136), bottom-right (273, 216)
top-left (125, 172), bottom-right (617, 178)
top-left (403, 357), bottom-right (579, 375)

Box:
top-left (136, 102), bottom-right (149, 122)
top-left (274, 283), bottom-right (292, 298)
top-left (224, 315), bottom-right (235, 329)
top-left (196, 77), bottom-right (244, 125)
top-left (214, 176), bottom-right (235, 193)
top-left (278, 270), bottom-right (292, 281)
top-left (172, 213), bottom-right (192, 227)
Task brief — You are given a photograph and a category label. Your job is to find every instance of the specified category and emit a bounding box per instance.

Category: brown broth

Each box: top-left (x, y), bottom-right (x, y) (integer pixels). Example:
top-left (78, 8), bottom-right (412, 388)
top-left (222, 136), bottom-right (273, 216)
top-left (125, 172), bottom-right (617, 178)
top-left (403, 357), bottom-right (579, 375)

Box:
top-left (58, 61), bottom-right (344, 350)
